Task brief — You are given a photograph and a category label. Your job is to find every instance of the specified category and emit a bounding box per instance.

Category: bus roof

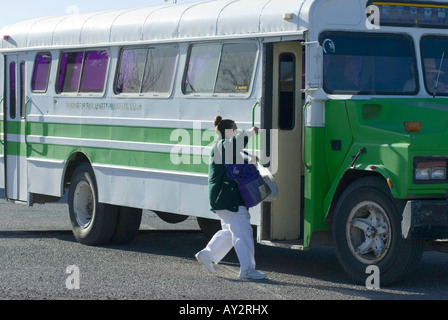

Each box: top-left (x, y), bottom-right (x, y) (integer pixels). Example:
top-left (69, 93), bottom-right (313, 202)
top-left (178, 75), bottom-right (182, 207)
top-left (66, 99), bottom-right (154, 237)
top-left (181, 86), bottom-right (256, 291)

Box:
top-left (0, 0), bottom-right (309, 51)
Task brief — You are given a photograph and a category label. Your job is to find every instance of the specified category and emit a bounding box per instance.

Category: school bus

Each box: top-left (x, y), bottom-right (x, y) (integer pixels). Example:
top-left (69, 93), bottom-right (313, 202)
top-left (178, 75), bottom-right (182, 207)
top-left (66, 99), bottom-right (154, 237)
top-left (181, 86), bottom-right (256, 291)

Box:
top-left (1, 0), bottom-right (448, 285)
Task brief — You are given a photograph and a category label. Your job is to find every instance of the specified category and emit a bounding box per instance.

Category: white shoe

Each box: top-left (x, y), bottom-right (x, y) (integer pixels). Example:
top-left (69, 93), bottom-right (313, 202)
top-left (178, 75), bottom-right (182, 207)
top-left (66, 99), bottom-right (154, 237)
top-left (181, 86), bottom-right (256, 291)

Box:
top-left (239, 269), bottom-right (266, 280)
top-left (195, 251), bottom-right (216, 274)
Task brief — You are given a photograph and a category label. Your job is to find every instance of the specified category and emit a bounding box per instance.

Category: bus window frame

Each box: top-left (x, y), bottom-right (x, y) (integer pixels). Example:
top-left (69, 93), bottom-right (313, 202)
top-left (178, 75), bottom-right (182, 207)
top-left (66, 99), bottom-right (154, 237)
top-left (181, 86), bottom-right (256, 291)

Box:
top-left (182, 40), bottom-right (259, 98)
top-left (320, 31), bottom-right (419, 96)
top-left (278, 52), bottom-right (296, 130)
top-left (20, 61), bottom-right (26, 119)
top-left (9, 61), bottom-right (16, 119)
top-left (32, 52), bottom-right (52, 94)
top-left (114, 44), bottom-right (179, 98)
top-left (420, 34), bottom-right (448, 97)
top-left (55, 48), bottom-right (110, 97)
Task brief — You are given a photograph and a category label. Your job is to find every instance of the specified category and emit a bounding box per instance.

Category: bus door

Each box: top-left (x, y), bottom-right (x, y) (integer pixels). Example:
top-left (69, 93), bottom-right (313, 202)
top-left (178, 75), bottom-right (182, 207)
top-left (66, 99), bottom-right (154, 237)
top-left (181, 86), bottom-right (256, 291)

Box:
top-left (4, 54), bottom-right (28, 202)
top-left (262, 41), bottom-right (303, 243)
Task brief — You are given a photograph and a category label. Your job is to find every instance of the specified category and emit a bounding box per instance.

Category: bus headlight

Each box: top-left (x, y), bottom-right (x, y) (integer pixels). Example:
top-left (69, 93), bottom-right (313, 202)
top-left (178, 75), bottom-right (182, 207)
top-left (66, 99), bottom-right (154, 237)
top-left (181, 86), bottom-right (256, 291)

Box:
top-left (414, 158), bottom-right (447, 183)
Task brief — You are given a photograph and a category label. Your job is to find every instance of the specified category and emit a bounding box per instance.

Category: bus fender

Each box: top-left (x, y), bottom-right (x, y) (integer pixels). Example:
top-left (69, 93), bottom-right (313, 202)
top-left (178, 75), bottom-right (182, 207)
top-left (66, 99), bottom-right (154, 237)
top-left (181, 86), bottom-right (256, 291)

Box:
top-left (62, 151), bottom-right (92, 193)
top-left (323, 165), bottom-right (397, 223)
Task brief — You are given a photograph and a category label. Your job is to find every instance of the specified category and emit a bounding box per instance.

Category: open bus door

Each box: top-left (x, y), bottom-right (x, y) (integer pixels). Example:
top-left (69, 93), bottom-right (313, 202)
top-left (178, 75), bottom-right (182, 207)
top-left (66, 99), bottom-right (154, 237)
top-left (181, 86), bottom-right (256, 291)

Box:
top-left (4, 54), bottom-right (28, 202)
top-left (260, 41), bottom-right (303, 246)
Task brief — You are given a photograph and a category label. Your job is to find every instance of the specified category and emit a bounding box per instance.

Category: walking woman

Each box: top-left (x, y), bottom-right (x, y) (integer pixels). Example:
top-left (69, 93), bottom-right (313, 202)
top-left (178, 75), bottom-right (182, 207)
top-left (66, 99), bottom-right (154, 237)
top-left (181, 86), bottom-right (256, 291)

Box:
top-left (195, 116), bottom-right (266, 280)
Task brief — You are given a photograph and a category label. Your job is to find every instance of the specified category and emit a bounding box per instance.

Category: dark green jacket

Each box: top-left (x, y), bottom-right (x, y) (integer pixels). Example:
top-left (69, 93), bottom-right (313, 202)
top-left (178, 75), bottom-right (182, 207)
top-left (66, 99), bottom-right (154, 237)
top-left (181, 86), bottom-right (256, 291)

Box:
top-left (208, 132), bottom-right (250, 212)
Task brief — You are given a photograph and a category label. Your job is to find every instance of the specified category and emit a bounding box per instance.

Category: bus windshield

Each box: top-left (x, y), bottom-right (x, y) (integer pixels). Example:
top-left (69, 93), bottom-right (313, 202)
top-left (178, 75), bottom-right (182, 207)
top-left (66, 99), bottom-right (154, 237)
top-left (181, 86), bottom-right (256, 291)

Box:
top-left (421, 36), bottom-right (448, 97)
top-left (320, 31), bottom-right (417, 95)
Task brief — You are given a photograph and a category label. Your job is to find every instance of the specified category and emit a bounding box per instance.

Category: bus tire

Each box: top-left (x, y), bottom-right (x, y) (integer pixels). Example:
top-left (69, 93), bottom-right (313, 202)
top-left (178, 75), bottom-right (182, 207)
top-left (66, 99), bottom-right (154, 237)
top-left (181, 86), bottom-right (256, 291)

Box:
top-left (68, 163), bottom-right (118, 246)
top-left (109, 207), bottom-right (142, 244)
top-left (332, 176), bottom-right (424, 286)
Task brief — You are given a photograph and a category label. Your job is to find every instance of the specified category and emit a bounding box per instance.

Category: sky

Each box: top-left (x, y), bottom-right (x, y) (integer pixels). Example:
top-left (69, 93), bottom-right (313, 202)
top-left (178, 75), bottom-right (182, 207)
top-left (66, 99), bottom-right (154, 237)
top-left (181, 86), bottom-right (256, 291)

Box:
top-left (0, 0), bottom-right (198, 30)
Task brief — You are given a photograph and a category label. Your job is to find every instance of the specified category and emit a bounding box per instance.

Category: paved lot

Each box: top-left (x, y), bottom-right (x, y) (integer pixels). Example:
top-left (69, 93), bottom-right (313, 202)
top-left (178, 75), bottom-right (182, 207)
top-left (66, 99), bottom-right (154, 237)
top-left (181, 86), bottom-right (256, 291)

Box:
top-left (0, 193), bottom-right (448, 306)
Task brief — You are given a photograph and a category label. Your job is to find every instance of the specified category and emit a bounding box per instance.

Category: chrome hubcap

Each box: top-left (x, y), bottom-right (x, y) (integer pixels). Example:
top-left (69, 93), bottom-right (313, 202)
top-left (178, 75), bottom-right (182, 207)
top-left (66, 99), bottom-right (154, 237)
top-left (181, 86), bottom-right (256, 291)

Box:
top-left (346, 201), bottom-right (392, 264)
top-left (73, 181), bottom-right (94, 228)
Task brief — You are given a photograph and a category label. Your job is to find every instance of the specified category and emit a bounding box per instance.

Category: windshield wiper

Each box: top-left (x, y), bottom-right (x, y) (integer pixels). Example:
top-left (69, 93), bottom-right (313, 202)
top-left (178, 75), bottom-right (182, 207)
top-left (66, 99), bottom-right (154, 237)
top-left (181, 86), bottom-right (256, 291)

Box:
top-left (433, 51), bottom-right (445, 98)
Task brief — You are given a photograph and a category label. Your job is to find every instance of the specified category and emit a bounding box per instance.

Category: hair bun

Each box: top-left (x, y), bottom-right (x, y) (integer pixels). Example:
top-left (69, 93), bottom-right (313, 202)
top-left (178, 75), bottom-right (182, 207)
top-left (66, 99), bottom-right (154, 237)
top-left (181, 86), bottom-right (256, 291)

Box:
top-left (214, 116), bottom-right (223, 127)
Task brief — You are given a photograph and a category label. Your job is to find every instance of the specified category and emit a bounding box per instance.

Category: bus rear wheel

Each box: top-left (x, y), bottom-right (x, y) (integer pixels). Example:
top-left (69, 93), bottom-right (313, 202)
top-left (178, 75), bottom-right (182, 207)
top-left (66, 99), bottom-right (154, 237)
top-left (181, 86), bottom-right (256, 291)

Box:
top-left (332, 176), bottom-right (424, 286)
top-left (109, 206), bottom-right (142, 244)
top-left (68, 163), bottom-right (118, 246)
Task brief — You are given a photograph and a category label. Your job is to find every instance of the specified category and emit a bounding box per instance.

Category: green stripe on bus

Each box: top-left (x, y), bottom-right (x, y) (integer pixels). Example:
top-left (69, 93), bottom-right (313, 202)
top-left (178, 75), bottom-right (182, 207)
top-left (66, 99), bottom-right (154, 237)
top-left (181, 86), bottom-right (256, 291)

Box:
top-left (27, 143), bottom-right (209, 174)
top-left (3, 121), bottom-right (259, 172)
top-left (6, 121), bottom-right (25, 135)
top-left (27, 122), bottom-right (215, 146)
top-left (5, 141), bottom-right (26, 157)
top-left (7, 121), bottom-right (257, 146)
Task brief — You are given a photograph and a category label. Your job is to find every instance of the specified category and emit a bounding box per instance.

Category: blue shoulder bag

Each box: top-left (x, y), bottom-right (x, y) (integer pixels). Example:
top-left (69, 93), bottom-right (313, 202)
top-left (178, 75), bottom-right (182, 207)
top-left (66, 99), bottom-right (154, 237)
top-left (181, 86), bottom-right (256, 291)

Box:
top-left (223, 151), bottom-right (272, 208)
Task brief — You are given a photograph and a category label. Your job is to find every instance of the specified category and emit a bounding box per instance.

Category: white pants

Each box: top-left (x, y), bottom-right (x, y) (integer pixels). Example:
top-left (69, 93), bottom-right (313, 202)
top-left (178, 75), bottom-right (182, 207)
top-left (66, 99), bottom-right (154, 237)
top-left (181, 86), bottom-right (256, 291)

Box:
top-left (200, 206), bottom-right (256, 272)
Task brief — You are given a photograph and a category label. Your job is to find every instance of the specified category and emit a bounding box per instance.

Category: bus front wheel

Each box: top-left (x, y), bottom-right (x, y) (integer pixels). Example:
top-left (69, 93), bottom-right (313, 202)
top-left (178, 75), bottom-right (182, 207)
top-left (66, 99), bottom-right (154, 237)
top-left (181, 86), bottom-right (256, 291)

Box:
top-left (332, 176), bottom-right (424, 286)
top-left (68, 163), bottom-right (118, 246)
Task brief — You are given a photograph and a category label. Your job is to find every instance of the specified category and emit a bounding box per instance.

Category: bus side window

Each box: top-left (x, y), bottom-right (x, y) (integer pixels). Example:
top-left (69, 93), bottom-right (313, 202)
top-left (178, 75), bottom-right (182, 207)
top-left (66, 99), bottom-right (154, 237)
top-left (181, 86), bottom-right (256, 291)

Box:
top-left (215, 43), bottom-right (258, 94)
top-left (20, 62), bottom-right (25, 118)
top-left (278, 53), bottom-right (295, 130)
top-left (115, 45), bottom-right (178, 96)
top-left (79, 51), bottom-right (109, 93)
top-left (57, 52), bottom-right (83, 93)
top-left (57, 50), bottom-right (109, 94)
top-left (32, 52), bottom-right (52, 93)
top-left (183, 44), bottom-right (221, 94)
top-left (142, 46), bottom-right (178, 94)
top-left (9, 62), bottom-right (16, 119)
top-left (183, 42), bottom-right (258, 96)
top-left (115, 48), bottom-right (147, 94)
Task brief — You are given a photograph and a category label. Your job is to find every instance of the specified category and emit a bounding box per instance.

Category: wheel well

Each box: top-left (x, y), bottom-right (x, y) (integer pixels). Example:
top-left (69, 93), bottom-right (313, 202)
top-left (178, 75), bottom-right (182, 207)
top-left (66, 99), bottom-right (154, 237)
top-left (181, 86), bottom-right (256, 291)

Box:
top-left (63, 152), bottom-right (91, 192)
top-left (325, 170), bottom-right (385, 223)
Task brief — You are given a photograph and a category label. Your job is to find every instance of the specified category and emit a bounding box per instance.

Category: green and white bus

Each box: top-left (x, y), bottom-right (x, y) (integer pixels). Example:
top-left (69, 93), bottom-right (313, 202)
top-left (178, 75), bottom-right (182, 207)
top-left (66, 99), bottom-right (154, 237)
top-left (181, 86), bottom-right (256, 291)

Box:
top-left (1, 0), bottom-right (448, 285)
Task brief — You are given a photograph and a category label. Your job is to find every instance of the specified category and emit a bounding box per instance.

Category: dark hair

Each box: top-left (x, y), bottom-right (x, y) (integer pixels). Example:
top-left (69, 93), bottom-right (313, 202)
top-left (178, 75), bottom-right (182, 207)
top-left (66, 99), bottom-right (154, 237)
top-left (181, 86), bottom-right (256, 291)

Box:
top-left (214, 116), bottom-right (234, 137)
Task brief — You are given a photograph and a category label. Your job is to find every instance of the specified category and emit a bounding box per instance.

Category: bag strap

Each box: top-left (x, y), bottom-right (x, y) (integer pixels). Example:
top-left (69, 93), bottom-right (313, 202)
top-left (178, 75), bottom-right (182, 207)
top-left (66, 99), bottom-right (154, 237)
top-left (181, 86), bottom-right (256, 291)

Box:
top-left (222, 151), bottom-right (256, 166)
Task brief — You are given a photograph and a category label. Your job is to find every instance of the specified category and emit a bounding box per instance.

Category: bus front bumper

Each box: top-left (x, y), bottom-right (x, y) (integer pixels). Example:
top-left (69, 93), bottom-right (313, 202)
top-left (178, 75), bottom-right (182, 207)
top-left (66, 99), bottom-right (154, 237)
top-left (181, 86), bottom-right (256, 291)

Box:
top-left (402, 200), bottom-right (448, 239)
